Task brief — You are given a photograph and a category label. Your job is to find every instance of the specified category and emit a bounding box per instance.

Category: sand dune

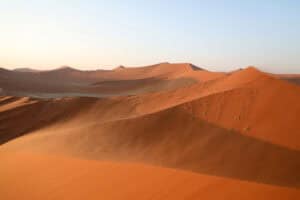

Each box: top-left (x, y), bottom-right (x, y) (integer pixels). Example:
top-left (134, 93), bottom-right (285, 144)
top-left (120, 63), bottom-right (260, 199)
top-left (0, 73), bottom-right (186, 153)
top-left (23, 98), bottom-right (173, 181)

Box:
top-left (1, 63), bottom-right (300, 199)
top-left (1, 96), bottom-right (299, 187)
top-left (1, 153), bottom-right (299, 200)
top-left (0, 63), bottom-right (224, 97)
top-left (273, 74), bottom-right (300, 86)
top-left (1, 66), bottom-right (300, 186)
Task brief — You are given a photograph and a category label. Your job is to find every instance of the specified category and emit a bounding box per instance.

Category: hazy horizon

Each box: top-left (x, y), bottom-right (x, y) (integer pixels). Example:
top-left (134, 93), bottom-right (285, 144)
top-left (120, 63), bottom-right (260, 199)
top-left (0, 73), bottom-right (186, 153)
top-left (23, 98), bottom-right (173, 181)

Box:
top-left (1, 0), bottom-right (300, 73)
top-left (0, 62), bottom-right (293, 74)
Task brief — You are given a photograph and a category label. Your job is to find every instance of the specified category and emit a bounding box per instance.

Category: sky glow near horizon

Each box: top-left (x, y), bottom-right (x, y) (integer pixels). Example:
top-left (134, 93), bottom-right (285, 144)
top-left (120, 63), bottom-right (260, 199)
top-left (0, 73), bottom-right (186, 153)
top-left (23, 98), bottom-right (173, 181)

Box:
top-left (0, 0), bottom-right (300, 73)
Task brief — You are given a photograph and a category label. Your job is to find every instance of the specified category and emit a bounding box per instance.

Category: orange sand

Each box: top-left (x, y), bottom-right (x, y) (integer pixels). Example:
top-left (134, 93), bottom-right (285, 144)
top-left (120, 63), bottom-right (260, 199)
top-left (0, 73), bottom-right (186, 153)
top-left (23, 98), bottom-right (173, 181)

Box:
top-left (1, 64), bottom-right (300, 199)
top-left (1, 153), bottom-right (299, 200)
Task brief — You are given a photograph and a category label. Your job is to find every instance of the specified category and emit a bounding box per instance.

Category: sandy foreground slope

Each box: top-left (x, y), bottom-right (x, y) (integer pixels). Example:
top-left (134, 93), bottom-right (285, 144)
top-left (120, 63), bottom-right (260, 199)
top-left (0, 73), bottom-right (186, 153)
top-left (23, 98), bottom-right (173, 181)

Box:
top-left (1, 153), bottom-right (299, 200)
top-left (1, 64), bottom-right (300, 199)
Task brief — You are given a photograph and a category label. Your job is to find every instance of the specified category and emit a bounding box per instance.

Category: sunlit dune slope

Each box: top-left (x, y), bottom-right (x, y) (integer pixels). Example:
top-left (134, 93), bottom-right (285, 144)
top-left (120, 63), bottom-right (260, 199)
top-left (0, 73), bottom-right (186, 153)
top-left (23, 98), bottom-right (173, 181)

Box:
top-left (130, 67), bottom-right (300, 149)
top-left (0, 153), bottom-right (299, 200)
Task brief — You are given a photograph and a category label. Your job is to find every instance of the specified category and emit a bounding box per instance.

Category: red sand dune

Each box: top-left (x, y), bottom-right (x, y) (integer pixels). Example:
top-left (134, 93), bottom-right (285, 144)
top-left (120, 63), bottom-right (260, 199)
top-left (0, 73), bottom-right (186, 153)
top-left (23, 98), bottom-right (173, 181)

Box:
top-left (270, 73), bottom-right (300, 86)
top-left (1, 63), bottom-right (300, 199)
top-left (0, 63), bottom-right (225, 97)
top-left (1, 93), bottom-right (299, 187)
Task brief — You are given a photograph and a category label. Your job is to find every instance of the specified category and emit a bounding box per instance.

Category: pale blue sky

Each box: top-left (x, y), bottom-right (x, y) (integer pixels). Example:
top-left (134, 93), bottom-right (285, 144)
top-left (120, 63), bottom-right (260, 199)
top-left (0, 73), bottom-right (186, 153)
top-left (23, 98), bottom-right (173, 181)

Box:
top-left (1, 0), bottom-right (300, 73)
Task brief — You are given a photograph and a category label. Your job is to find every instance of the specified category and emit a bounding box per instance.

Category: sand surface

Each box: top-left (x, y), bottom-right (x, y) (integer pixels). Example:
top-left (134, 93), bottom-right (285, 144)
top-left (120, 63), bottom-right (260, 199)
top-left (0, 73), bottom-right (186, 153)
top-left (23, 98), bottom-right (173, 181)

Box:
top-left (1, 63), bottom-right (300, 199)
top-left (1, 153), bottom-right (299, 200)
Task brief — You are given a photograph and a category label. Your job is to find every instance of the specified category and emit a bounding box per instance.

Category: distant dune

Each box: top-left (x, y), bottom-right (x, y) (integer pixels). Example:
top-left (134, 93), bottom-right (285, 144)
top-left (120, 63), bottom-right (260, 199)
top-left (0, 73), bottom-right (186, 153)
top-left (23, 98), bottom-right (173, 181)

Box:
top-left (0, 63), bottom-right (225, 97)
top-left (271, 73), bottom-right (300, 86)
top-left (13, 68), bottom-right (41, 73)
top-left (0, 63), bottom-right (300, 199)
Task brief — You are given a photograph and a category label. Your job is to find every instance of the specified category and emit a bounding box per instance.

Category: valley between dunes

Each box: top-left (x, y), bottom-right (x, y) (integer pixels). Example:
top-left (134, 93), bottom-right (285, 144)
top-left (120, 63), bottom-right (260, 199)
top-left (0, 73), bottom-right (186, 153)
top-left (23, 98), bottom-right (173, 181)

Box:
top-left (1, 63), bottom-right (300, 199)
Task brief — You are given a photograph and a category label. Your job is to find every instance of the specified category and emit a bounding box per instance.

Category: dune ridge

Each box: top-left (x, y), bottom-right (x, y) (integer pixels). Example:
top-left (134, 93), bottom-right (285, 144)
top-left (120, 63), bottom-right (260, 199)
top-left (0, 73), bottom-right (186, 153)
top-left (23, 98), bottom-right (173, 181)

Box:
top-left (0, 63), bottom-right (225, 97)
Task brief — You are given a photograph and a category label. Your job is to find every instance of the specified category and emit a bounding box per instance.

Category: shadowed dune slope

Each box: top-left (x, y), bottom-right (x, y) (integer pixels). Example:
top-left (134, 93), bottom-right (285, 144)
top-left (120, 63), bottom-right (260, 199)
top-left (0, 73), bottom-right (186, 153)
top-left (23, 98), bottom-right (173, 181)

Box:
top-left (284, 77), bottom-right (300, 85)
top-left (1, 153), bottom-right (299, 200)
top-left (88, 77), bottom-right (198, 95)
top-left (269, 72), bottom-right (300, 85)
top-left (0, 96), bottom-right (97, 144)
